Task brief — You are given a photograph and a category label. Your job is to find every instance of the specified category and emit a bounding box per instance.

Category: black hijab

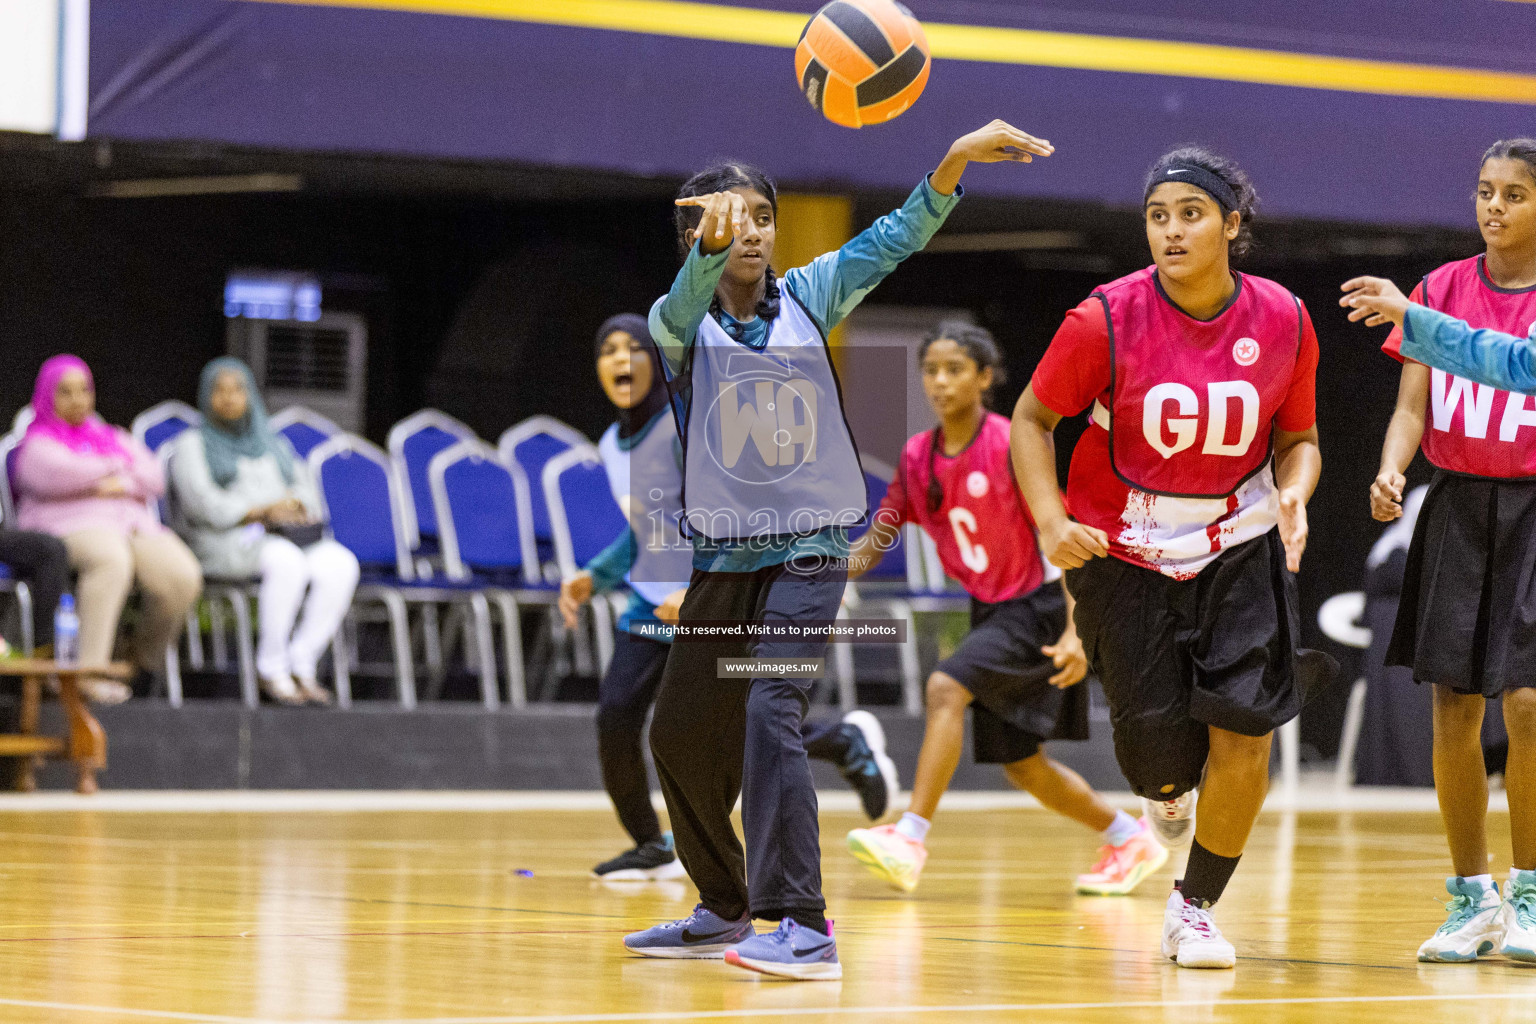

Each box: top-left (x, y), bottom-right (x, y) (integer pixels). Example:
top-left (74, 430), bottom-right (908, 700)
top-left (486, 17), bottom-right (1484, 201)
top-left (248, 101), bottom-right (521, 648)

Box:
top-left (596, 313), bottom-right (670, 440)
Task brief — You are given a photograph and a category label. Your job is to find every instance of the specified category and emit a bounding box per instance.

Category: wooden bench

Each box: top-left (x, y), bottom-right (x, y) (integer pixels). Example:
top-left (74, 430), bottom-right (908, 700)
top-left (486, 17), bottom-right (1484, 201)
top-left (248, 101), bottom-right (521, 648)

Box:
top-left (0, 660), bottom-right (128, 794)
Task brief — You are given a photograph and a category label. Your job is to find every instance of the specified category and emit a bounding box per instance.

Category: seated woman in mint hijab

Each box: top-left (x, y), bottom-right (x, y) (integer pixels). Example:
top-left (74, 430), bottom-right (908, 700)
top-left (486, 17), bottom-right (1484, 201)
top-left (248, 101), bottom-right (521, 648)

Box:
top-left (1342, 275), bottom-right (1536, 392)
top-left (169, 358), bottom-right (359, 706)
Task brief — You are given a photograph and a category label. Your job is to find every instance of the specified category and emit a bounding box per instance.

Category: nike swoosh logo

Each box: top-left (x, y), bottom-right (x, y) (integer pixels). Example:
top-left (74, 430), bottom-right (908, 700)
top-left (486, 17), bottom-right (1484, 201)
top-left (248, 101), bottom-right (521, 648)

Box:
top-left (681, 926), bottom-right (737, 943)
top-left (1165, 169), bottom-right (1189, 176)
top-left (792, 943), bottom-right (833, 959)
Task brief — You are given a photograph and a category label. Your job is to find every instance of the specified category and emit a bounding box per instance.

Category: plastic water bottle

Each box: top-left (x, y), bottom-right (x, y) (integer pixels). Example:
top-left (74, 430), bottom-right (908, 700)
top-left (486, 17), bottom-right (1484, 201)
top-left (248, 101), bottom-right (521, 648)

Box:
top-left (54, 594), bottom-right (79, 666)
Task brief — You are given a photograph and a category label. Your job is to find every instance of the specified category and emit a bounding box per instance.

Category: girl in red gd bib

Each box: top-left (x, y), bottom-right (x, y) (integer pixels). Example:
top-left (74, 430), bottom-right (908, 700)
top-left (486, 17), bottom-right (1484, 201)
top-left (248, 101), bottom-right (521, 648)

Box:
top-left (1011, 147), bottom-right (1333, 969)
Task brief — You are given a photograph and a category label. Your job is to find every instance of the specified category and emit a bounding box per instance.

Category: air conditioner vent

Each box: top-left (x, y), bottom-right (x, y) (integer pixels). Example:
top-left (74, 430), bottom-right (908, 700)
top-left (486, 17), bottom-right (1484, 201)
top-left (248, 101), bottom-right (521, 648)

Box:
top-left (227, 312), bottom-right (367, 431)
top-left (263, 325), bottom-right (352, 392)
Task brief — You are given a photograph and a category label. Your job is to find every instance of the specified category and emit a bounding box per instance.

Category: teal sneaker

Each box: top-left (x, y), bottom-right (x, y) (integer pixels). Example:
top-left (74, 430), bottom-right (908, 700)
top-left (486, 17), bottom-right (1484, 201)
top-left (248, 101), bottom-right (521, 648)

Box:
top-left (1501, 869), bottom-right (1536, 962)
top-left (1418, 877), bottom-right (1503, 963)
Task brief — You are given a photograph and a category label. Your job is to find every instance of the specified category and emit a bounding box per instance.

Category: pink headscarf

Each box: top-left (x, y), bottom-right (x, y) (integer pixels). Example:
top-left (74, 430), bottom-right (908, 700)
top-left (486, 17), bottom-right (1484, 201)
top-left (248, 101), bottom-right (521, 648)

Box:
top-left (24, 355), bottom-right (129, 458)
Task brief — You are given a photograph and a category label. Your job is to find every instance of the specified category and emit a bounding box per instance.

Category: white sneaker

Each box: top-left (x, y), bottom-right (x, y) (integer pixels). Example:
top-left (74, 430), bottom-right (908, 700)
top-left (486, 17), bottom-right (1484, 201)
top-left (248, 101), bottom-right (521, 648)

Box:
top-left (1142, 789), bottom-right (1197, 850)
top-left (1161, 890), bottom-right (1236, 969)
top-left (1501, 870), bottom-right (1536, 962)
top-left (1418, 878), bottom-right (1503, 963)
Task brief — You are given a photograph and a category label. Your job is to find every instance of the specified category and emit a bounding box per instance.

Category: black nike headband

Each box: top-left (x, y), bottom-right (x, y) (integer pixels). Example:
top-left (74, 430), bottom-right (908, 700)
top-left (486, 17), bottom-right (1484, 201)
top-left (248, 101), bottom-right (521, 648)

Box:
top-left (1145, 163), bottom-right (1239, 214)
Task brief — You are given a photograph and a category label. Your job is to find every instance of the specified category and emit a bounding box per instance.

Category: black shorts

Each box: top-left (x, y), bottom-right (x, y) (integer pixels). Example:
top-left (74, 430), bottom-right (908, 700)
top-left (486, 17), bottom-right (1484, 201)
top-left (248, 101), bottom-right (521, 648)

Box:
top-left (1067, 529), bottom-right (1334, 800)
top-left (934, 585), bottom-right (1090, 765)
top-left (1387, 471), bottom-right (1536, 698)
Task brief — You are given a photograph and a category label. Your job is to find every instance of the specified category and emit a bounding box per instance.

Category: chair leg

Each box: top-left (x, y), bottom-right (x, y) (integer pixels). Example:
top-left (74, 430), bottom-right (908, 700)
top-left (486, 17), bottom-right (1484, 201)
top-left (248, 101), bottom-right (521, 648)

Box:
top-left (331, 626), bottom-right (353, 710)
top-left (226, 590), bottom-right (258, 710)
top-left (468, 594), bottom-right (499, 710)
top-left (421, 602), bottom-right (445, 691)
top-left (185, 608), bottom-right (205, 671)
top-left (894, 604), bottom-right (923, 717)
top-left (209, 599), bottom-right (230, 670)
top-left (377, 592), bottom-right (416, 710)
top-left (1335, 677), bottom-right (1368, 790)
top-left (164, 643), bottom-right (184, 708)
top-left (14, 582), bottom-right (33, 656)
top-left (488, 592), bottom-right (526, 709)
top-left (832, 605), bottom-right (856, 712)
top-left (591, 596), bottom-right (615, 678)
top-left (1279, 715), bottom-right (1301, 805)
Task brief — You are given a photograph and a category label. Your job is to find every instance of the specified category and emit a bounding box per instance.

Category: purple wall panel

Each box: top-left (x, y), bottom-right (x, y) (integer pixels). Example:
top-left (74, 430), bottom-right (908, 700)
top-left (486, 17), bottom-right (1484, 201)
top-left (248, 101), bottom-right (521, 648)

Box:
top-left (87, 0), bottom-right (1535, 227)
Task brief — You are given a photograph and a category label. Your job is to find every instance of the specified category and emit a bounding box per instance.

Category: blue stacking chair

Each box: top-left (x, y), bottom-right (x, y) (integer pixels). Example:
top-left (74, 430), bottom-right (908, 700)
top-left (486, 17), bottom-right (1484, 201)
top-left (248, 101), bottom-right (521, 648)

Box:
top-left (131, 400), bottom-right (201, 454)
top-left (270, 406), bottom-right (342, 459)
top-left (312, 434), bottom-right (503, 709)
top-left (431, 439), bottom-right (558, 708)
top-left (387, 409), bottom-right (477, 559)
top-left (0, 433), bottom-right (34, 655)
top-left (542, 444), bottom-right (629, 677)
top-left (498, 416), bottom-right (590, 575)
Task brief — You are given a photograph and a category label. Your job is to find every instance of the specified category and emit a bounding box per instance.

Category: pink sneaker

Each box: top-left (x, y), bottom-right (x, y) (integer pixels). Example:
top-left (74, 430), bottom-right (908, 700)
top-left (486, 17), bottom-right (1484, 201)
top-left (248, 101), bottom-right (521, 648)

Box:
top-left (847, 823), bottom-right (927, 893)
top-left (1075, 817), bottom-right (1169, 896)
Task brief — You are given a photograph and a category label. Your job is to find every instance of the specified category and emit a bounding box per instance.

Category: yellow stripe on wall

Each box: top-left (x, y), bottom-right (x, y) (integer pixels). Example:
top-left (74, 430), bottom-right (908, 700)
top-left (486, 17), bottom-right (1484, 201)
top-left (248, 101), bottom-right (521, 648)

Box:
top-left (245, 0), bottom-right (1536, 105)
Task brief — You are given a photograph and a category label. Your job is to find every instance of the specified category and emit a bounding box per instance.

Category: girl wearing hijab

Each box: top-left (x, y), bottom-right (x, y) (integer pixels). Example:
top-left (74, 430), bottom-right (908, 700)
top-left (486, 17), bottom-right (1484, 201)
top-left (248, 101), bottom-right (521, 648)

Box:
top-left (561, 316), bottom-right (895, 881)
top-left (169, 358), bottom-right (359, 705)
top-left (13, 355), bottom-right (203, 703)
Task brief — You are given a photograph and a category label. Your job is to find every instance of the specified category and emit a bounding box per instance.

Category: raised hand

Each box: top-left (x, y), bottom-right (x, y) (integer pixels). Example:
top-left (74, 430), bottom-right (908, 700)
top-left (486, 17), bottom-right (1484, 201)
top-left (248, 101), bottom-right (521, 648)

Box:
top-left (1340, 276), bottom-right (1410, 329)
top-left (951, 119), bottom-right (1054, 164)
top-left (932, 120), bottom-right (1054, 194)
top-left (675, 191), bottom-right (751, 255)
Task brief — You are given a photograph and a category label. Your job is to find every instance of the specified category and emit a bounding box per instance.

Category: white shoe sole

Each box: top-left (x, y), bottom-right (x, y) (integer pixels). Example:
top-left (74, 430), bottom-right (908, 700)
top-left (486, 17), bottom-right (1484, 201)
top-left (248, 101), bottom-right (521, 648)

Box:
top-left (726, 950), bottom-right (843, 980)
top-left (1075, 843), bottom-right (1169, 896)
top-left (847, 832), bottom-right (920, 893)
top-left (1502, 939), bottom-right (1536, 962)
top-left (1163, 939), bottom-right (1235, 969)
top-left (593, 859), bottom-right (687, 881)
top-left (843, 710), bottom-right (899, 819)
top-left (624, 941), bottom-right (737, 960)
top-left (1418, 927), bottom-right (1504, 962)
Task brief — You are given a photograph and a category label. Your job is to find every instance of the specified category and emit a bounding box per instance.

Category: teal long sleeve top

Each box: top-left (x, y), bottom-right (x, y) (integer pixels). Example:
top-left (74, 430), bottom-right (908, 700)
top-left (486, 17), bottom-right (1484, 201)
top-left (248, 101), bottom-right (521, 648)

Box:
top-left (648, 175), bottom-right (962, 572)
top-left (1400, 303), bottom-right (1536, 395)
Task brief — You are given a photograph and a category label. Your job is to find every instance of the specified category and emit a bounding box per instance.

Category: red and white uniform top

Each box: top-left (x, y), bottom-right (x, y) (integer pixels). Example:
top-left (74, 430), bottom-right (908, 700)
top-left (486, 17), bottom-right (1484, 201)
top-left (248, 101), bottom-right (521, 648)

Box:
top-left (1031, 266), bottom-right (1319, 580)
top-left (878, 412), bottom-right (1051, 604)
top-left (1383, 255), bottom-right (1536, 479)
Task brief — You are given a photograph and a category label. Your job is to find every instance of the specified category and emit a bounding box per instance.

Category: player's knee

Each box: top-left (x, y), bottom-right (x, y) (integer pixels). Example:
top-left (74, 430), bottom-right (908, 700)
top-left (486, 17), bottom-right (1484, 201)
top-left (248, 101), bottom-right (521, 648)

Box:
top-left (1003, 750), bottom-right (1048, 789)
top-left (1208, 726), bottom-right (1272, 769)
top-left (1432, 685), bottom-right (1485, 737)
top-left (925, 672), bottom-right (971, 714)
top-left (1115, 720), bottom-right (1206, 800)
top-left (1503, 687), bottom-right (1536, 737)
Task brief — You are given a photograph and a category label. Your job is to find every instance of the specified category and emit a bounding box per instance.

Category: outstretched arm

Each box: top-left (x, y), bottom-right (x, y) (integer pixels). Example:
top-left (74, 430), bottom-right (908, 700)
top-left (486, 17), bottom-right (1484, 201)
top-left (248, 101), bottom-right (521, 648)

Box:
top-left (1343, 274), bottom-right (1536, 393)
top-left (786, 120), bottom-right (1053, 333)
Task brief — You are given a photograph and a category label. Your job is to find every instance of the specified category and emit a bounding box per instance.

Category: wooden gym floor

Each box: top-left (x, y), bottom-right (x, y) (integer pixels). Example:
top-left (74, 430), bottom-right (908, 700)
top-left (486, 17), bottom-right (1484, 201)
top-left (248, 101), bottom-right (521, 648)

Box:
top-left (0, 798), bottom-right (1533, 1023)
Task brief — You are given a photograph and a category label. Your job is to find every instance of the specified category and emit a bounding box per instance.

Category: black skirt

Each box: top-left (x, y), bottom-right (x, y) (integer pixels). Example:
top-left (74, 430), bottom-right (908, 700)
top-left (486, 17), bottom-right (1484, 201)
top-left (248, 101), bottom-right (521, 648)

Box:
top-left (933, 585), bottom-right (1091, 762)
top-left (1387, 469), bottom-right (1536, 697)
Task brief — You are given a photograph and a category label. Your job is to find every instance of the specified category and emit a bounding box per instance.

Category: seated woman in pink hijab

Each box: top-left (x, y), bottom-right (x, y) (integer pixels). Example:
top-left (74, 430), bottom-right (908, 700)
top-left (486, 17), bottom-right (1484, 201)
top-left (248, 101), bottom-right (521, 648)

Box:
top-left (12, 356), bottom-right (203, 703)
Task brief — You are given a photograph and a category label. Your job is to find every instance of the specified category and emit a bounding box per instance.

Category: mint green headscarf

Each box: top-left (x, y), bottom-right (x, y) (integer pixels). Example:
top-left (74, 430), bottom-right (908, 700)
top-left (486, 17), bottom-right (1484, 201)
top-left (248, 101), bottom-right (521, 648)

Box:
top-left (197, 357), bottom-right (295, 489)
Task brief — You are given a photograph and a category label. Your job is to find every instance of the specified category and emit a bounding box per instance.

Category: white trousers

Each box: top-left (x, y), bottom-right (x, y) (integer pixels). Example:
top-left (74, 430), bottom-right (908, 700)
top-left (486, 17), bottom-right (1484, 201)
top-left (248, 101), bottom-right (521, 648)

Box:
top-left (256, 537), bottom-right (361, 680)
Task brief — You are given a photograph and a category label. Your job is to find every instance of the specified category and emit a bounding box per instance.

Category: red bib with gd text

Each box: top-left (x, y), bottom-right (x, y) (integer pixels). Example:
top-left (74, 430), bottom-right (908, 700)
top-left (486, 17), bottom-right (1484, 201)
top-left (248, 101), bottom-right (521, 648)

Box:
top-left (1094, 266), bottom-right (1301, 498)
